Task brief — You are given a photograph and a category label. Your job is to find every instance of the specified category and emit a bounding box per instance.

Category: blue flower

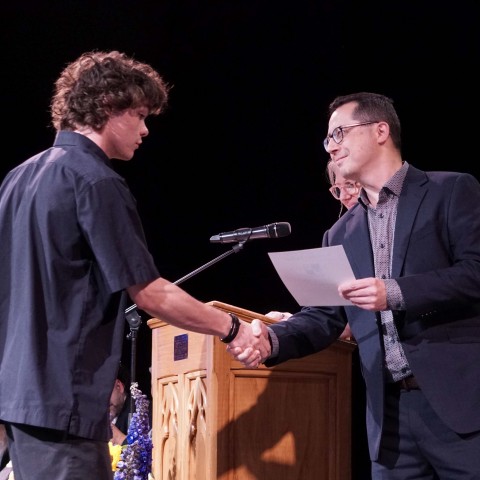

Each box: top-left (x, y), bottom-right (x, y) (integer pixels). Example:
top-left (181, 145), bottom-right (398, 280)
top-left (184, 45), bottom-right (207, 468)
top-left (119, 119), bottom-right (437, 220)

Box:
top-left (114, 382), bottom-right (152, 480)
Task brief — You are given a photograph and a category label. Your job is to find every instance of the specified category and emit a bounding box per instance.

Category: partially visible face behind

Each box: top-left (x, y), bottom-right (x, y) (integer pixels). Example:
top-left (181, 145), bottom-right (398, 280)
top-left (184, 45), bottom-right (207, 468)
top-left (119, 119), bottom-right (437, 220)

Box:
top-left (328, 161), bottom-right (360, 211)
top-left (109, 379), bottom-right (126, 421)
top-left (334, 170), bottom-right (360, 210)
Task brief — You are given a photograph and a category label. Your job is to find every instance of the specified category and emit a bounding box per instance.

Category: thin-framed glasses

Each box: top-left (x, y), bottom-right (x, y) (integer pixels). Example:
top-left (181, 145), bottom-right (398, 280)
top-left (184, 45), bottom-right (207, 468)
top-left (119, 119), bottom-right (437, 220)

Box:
top-left (323, 121), bottom-right (379, 151)
top-left (329, 182), bottom-right (360, 200)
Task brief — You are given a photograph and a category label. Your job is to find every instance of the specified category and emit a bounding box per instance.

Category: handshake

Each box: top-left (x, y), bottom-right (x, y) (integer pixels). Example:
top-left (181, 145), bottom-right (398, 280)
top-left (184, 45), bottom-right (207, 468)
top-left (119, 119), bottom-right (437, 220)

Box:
top-left (223, 311), bottom-right (291, 369)
top-left (224, 309), bottom-right (353, 369)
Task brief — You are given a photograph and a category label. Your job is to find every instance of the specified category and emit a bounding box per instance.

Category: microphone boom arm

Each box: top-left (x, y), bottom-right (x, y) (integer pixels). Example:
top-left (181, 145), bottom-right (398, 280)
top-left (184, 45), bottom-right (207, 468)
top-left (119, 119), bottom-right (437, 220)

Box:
top-left (172, 241), bottom-right (246, 285)
top-left (124, 240), bottom-right (247, 321)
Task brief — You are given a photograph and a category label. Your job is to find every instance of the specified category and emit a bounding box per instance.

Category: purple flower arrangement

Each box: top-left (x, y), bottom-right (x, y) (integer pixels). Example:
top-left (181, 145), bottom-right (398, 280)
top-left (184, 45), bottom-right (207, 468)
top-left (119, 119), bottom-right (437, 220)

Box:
top-left (114, 382), bottom-right (153, 480)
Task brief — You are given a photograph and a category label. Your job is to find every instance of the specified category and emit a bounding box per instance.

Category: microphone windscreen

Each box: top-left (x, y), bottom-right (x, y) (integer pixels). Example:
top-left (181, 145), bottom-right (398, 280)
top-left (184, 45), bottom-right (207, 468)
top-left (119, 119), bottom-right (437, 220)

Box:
top-left (268, 222), bottom-right (291, 238)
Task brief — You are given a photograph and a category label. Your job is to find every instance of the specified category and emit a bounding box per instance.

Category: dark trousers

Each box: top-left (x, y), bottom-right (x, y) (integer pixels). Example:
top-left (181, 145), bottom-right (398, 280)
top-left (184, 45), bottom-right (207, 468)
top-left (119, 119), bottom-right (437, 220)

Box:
top-left (372, 388), bottom-right (480, 479)
top-left (5, 422), bottom-right (112, 480)
top-left (351, 349), bottom-right (371, 480)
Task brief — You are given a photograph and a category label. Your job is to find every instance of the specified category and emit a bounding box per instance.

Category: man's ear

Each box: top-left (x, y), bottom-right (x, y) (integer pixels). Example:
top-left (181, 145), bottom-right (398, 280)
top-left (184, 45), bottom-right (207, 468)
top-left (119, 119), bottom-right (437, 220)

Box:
top-left (376, 121), bottom-right (390, 144)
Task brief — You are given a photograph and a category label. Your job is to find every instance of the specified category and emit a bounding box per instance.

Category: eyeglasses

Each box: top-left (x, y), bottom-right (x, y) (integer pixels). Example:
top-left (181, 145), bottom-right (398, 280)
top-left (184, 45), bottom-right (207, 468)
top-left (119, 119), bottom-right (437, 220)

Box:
top-left (329, 182), bottom-right (360, 200)
top-left (323, 121), bottom-right (379, 151)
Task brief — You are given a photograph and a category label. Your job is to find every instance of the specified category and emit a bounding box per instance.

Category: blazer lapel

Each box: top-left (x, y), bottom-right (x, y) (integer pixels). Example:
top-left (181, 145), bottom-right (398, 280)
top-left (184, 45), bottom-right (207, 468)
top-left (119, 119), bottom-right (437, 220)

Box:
top-left (343, 205), bottom-right (375, 279)
top-left (391, 167), bottom-right (428, 278)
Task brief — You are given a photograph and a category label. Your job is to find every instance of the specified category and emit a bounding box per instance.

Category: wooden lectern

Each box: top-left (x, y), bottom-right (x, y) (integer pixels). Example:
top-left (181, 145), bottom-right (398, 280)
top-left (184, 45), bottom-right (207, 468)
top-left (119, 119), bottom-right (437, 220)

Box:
top-left (147, 301), bottom-right (355, 480)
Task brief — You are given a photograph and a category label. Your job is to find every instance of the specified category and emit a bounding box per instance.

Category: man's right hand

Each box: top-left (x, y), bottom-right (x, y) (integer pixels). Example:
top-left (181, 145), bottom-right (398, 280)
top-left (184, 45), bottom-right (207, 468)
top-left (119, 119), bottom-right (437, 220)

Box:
top-left (226, 319), bottom-right (271, 368)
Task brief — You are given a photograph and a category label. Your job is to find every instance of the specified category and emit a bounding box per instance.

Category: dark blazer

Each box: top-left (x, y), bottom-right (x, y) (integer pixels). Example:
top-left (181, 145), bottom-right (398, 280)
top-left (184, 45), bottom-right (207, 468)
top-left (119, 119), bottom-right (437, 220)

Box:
top-left (265, 165), bottom-right (480, 460)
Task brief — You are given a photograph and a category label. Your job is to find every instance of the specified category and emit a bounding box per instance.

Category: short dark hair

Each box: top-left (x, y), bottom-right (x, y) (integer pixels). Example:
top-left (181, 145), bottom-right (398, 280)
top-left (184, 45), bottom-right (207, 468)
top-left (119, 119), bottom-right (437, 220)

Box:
top-left (328, 92), bottom-right (402, 151)
top-left (50, 50), bottom-right (169, 131)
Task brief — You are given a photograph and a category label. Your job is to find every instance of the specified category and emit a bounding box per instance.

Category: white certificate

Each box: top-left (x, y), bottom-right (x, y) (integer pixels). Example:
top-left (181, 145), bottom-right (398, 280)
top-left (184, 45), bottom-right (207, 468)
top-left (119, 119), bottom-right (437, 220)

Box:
top-left (268, 245), bottom-right (355, 306)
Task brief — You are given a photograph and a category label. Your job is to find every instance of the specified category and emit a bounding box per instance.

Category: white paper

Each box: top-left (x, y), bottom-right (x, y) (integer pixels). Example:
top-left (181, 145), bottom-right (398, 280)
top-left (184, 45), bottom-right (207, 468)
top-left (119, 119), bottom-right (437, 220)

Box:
top-left (268, 245), bottom-right (355, 306)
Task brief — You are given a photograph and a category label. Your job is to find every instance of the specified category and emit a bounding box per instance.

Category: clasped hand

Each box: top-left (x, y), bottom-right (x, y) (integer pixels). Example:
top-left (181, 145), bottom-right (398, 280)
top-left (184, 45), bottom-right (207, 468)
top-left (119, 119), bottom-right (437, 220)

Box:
top-left (226, 319), bottom-right (270, 368)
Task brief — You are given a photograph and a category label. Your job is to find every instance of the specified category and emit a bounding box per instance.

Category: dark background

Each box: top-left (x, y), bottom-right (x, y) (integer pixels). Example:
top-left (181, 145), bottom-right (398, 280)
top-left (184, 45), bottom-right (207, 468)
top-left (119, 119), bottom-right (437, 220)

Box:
top-left (3, 1), bottom-right (478, 474)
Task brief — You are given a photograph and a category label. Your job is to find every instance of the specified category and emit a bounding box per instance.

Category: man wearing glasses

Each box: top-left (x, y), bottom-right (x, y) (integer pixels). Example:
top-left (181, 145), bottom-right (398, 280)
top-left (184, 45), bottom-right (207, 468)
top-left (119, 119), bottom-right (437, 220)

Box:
top-left (232, 92), bottom-right (480, 479)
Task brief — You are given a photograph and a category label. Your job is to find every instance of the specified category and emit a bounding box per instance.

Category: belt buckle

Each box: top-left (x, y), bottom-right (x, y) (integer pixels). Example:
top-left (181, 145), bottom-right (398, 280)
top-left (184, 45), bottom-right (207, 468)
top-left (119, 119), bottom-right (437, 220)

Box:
top-left (400, 378), bottom-right (410, 390)
top-left (399, 375), bottom-right (418, 391)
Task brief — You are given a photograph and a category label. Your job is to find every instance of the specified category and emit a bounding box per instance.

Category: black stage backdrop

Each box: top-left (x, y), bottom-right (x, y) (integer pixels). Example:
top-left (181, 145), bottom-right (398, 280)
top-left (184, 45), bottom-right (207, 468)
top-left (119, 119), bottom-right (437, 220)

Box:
top-left (3, 0), bottom-right (478, 451)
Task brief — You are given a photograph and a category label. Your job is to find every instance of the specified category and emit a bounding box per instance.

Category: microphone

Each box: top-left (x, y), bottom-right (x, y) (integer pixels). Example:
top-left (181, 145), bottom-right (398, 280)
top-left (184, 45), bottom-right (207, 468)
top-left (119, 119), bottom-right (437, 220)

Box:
top-left (210, 222), bottom-right (291, 244)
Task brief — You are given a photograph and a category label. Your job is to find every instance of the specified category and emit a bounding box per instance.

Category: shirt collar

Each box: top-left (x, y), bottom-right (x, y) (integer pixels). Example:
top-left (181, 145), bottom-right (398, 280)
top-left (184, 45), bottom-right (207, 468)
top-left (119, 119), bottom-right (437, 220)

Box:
top-left (358, 161), bottom-right (409, 209)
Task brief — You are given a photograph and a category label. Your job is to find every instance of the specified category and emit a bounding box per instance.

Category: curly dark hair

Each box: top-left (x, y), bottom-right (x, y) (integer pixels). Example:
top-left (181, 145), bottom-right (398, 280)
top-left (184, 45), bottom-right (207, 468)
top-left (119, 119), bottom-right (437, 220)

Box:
top-left (50, 50), bottom-right (169, 131)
